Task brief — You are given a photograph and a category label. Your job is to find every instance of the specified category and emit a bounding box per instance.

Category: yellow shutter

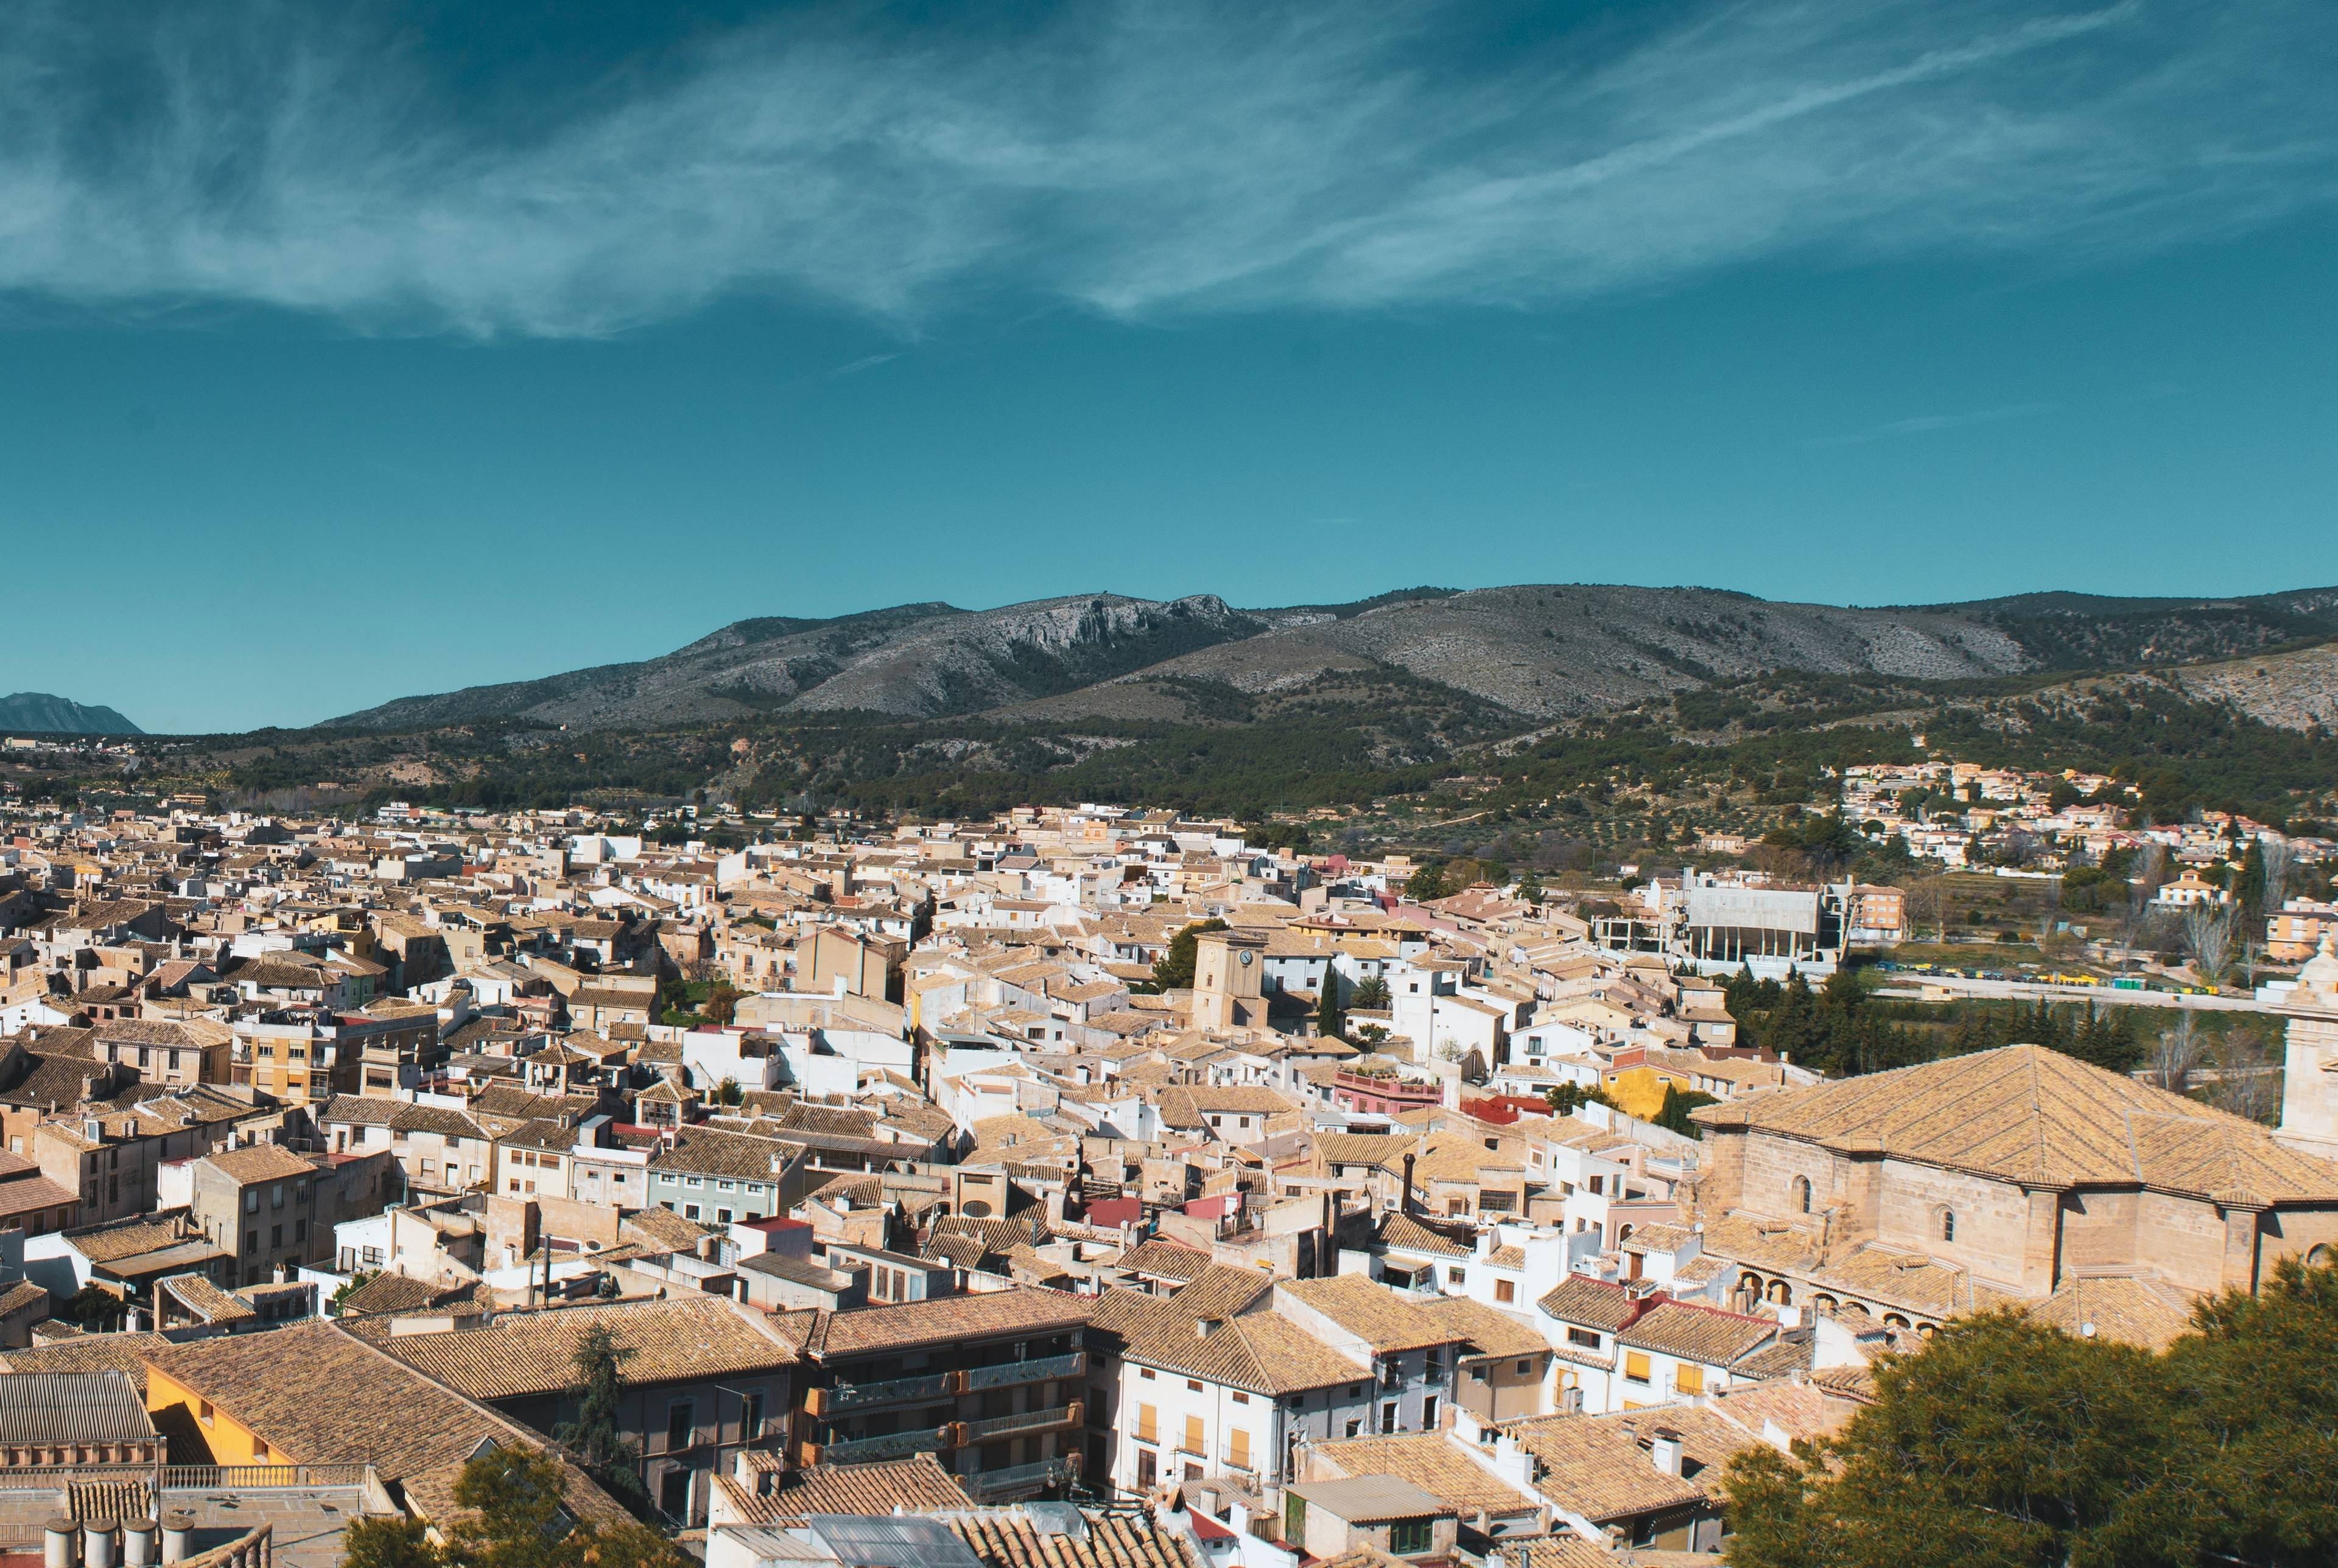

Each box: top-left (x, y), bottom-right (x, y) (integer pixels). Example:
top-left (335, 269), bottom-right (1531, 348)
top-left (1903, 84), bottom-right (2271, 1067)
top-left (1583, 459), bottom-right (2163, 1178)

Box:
top-left (1228, 1428), bottom-right (1250, 1467)
top-left (1624, 1351), bottom-right (1651, 1383)
top-left (1675, 1363), bottom-right (1704, 1396)
top-left (1184, 1415), bottom-right (1205, 1454)
top-left (1137, 1404), bottom-right (1158, 1443)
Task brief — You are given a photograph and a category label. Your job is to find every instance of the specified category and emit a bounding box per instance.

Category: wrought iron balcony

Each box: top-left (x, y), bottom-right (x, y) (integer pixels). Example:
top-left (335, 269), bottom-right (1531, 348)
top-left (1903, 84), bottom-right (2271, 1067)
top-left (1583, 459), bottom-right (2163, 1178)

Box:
top-left (815, 1427), bottom-right (949, 1465)
top-left (963, 1351), bottom-right (1083, 1391)
top-left (963, 1457), bottom-right (1073, 1498)
top-left (960, 1404), bottom-right (1081, 1444)
top-left (818, 1370), bottom-right (960, 1413)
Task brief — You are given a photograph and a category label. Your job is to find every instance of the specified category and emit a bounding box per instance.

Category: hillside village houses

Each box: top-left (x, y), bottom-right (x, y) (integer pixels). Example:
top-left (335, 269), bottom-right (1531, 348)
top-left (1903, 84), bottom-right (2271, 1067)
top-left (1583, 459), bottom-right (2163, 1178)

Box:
top-left (0, 791), bottom-right (2336, 1568)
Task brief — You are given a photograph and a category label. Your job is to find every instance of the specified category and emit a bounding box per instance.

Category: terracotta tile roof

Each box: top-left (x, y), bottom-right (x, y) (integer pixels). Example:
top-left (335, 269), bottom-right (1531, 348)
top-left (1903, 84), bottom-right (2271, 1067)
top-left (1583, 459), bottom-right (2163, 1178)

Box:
top-left (348, 1295), bottom-right (796, 1401)
top-left (161, 1275), bottom-right (256, 1324)
top-left (68, 1479), bottom-right (152, 1524)
top-left (1117, 1239), bottom-right (1215, 1283)
top-left (1696, 1043), bottom-right (2338, 1201)
top-left (945, 1507), bottom-right (1205, 1568)
top-left (0, 1332), bottom-right (172, 1393)
top-left (335, 1273), bottom-right (495, 1319)
top-left (1167, 1265), bottom-right (1276, 1321)
top-left (1500, 1536), bottom-right (1614, 1568)
top-left (1375, 1213), bottom-right (1471, 1260)
top-left (1503, 1412), bottom-right (1710, 1524)
top-left (1417, 1297), bottom-right (1548, 1360)
top-left (1279, 1275), bottom-right (1466, 1354)
top-left (1309, 1432), bottom-right (1541, 1519)
top-left (651, 1124), bottom-right (796, 1180)
top-left (1088, 1289), bottom-right (1361, 1396)
top-left (1310, 1133), bottom-right (1420, 1174)
top-left (1616, 1302), bottom-right (1777, 1367)
top-left (202, 1144), bottom-right (318, 1185)
top-left (714, 1454), bottom-right (974, 1524)
top-left (142, 1321), bottom-right (627, 1521)
top-left (68, 1216), bottom-right (204, 1265)
top-left (2022, 1273), bottom-right (2200, 1351)
top-left (810, 1286), bottom-right (1092, 1359)
top-left (1532, 1275), bottom-right (1641, 1334)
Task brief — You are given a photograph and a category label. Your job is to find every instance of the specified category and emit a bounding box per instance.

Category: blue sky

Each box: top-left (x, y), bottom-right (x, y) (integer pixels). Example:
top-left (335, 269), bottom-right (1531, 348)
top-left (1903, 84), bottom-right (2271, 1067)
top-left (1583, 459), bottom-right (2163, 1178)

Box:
top-left (4, 0), bottom-right (2335, 733)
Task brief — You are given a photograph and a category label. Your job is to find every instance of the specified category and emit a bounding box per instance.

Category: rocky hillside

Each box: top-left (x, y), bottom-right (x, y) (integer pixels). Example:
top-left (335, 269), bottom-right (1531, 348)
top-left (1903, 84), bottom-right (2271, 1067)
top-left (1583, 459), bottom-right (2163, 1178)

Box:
top-left (0, 693), bottom-right (141, 735)
top-left (328, 595), bottom-right (1258, 729)
top-left (323, 583), bottom-right (2338, 732)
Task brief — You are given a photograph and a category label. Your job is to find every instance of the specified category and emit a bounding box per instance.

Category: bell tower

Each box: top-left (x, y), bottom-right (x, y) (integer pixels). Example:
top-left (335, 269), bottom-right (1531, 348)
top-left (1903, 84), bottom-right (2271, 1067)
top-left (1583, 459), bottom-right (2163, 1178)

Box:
top-left (1192, 928), bottom-right (1267, 1031)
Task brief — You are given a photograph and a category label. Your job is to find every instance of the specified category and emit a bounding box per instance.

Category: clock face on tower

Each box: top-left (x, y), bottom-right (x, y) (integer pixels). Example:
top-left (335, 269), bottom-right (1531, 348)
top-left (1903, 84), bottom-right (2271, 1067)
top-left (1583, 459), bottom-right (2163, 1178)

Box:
top-left (1238, 950), bottom-right (1253, 966)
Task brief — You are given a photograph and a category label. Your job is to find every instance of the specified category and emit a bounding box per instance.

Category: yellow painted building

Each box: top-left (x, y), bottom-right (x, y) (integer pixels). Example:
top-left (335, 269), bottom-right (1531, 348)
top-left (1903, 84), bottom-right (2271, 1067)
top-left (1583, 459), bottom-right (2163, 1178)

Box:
top-left (146, 1364), bottom-right (287, 1465)
top-left (1601, 1064), bottom-right (1691, 1121)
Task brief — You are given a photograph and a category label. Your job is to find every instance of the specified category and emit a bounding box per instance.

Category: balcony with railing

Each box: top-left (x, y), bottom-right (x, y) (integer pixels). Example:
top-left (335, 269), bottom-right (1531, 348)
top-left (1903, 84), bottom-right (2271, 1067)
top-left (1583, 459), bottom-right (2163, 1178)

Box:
top-left (809, 1370), bottom-right (960, 1416)
top-left (963, 1457), bottom-right (1074, 1499)
top-left (810, 1427), bottom-right (950, 1465)
top-left (964, 1351), bottom-right (1084, 1391)
top-left (959, 1403), bottom-right (1081, 1444)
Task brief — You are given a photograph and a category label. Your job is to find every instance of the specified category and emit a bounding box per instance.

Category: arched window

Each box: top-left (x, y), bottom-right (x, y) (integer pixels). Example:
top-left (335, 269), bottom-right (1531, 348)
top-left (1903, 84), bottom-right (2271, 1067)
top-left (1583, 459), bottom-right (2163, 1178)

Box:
top-left (1940, 1209), bottom-right (1956, 1243)
top-left (1617, 1225), bottom-right (1635, 1244)
top-left (1792, 1176), bottom-right (1812, 1214)
top-left (2308, 1244), bottom-right (2336, 1268)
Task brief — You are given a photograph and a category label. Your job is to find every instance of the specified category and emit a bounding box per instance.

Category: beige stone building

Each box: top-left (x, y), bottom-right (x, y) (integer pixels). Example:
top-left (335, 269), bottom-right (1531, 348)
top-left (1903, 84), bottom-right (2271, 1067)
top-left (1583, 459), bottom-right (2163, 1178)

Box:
top-left (1693, 1043), bottom-right (2338, 1340)
top-left (2278, 932), bottom-right (2338, 1158)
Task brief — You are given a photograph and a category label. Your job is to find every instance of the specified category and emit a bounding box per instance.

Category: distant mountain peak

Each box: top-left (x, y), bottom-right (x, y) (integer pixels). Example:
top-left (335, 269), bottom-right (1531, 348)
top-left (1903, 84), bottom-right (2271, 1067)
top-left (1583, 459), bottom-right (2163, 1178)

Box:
top-left (0, 692), bottom-right (141, 735)
top-left (318, 582), bottom-right (2338, 733)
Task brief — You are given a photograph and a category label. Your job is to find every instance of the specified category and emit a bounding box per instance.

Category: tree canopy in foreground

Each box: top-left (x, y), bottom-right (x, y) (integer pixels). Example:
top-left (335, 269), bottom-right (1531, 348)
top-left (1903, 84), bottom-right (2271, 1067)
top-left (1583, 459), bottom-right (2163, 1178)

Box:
top-left (1724, 1256), bottom-right (2338, 1568)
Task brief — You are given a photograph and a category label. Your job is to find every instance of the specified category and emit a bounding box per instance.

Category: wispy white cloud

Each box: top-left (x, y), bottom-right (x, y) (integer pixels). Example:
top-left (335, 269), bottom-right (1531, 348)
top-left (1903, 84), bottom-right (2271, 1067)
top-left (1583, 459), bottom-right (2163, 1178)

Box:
top-left (1810, 400), bottom-right (2062, 446)
top-left (0, 0), bottom-right (2328, 337)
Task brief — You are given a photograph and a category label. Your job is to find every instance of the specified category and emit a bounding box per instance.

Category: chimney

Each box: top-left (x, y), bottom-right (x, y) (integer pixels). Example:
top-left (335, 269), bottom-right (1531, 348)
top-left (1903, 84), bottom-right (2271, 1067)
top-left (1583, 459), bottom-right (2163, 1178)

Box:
top-left (1650, 1427), bottom-right (1682, 1477)
top-left (1401, 1153), bottom-right (1416, 1217)
top-left (1195, 1317), bottom-right (1221, 1339)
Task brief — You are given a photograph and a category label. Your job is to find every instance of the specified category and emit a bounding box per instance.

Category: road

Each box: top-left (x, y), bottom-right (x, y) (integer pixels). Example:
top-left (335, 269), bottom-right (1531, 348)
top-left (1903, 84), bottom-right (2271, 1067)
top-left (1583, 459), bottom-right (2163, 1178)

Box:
top-left (1871, 974), bottom-right (2277, 1013)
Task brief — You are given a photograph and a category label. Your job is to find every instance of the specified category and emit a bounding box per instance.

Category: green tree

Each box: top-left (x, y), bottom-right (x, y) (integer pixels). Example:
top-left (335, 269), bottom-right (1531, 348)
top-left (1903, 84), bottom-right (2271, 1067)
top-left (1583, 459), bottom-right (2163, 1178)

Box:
top-left (1351, 975), bottom-right (1392, 1011)
top-left (1403, 861), bottom-right (1451, 901)
top-left (353, 1447), bottom-right (687, 1568)
top-left (342, 1516), bottom-right (440, 1568)
top-left (1143, 918), bottom-right (1227, 992)
top-left (1543, 1082), bottom-right (1615, 1117)
top-left (554, 1326), bottom-right (651, 1517)
top-left (329, 1269), bottom-right (380, 1317)
top-left (1652, 1082), bottom-right (1718, 1138)
top-left (1724, 1256), bottom-right (2338, 1568)
top-left (1315, 964), bottom-right (1343, 1041)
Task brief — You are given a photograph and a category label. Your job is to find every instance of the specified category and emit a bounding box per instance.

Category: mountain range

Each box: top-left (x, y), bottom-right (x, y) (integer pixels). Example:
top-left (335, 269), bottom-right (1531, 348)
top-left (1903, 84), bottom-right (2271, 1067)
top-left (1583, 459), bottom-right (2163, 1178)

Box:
top-left (323, 583), bottom-right (2338, 733)
top-left (0, 693), bottom-right (142, 735)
